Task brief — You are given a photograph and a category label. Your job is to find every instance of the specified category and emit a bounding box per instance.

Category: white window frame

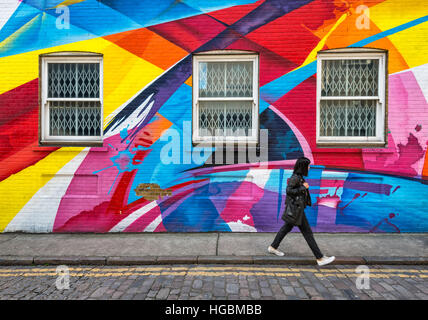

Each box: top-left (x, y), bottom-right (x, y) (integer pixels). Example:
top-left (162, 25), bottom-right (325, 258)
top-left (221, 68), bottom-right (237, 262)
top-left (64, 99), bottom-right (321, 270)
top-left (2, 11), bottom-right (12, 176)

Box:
top-left (192, 52), bottom-right (259, 145)
top-left (316, 48), bottom-right (387, 146)
top-left (40, 53), bottom-right (103, 145)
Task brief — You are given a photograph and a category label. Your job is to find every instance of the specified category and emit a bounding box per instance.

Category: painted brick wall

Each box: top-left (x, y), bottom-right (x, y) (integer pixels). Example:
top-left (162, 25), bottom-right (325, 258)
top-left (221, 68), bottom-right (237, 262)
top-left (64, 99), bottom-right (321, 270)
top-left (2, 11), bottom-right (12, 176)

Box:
top-left (0, 0), bottom-right (427, 233)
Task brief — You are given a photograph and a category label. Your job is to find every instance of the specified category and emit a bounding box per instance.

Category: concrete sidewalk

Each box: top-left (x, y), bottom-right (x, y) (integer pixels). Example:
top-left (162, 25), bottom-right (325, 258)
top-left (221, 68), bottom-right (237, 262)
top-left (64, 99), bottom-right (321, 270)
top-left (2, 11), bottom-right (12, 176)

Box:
top-left (0, 233), bottom-right (427, 265)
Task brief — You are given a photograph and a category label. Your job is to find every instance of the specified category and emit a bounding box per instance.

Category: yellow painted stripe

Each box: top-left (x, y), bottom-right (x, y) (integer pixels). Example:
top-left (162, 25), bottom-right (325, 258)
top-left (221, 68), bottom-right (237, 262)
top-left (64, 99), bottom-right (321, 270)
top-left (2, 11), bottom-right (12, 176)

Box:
top-left (0, 148), bottom-right (84, 232)
top-left (0, 36), bottom-right (164, 122)
top-left (314, 273), bottom-right (347, 278)
top-left (0, 33), bottom-right (164, 104)
top-left (369, 0), bottom-right (426, 32)
top-left (300, 12), bottom-right (349, 67)
top-left (0, 271), bottom-right (426, 279)
top-left (0, 267), bottom-right (426, 274)
top-left (369, 0), bottom-right (428, 68)
top-left (52, 0), bottom-right (86, 8)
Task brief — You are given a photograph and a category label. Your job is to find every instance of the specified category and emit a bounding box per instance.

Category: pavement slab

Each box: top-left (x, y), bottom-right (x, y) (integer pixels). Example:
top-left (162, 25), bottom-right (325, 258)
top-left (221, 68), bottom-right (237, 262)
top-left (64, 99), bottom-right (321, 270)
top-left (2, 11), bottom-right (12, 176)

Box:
top-left (0, 233), bottom-right (426, 266)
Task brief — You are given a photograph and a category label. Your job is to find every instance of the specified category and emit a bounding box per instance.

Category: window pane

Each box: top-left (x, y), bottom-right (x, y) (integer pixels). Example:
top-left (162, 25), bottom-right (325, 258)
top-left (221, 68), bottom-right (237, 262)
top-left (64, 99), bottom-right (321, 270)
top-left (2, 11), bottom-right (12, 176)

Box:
top-left (320, 100), bottom-right (376, 137)
top-left (48, 63), bottom-right (100, 98)
top-left (49, 101), bottom-right (101, 136)
top-left (321, 59), bottom-right (379, 96)
top-left (199, 61), bottom-right (253, 97)
top-left (199, 101), bottom-right (252, 137)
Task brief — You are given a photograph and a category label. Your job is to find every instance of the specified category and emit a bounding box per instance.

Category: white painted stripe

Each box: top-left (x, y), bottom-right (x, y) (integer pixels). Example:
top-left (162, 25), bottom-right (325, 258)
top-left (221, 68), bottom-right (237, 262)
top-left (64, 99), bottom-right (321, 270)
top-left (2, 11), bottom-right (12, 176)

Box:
top-left (245, 168), bottom-right (271, 189)
top-left (144, 214), bottom-right (163, 232)
top-left (411, 63), bottom-right (428, 103)
top-left (4, 150), bottom-right (88, 233)
top-left (227, 221), bottom-right (257, 232)
top-left (105, 94), bottom-right (154, 138)
top-left (109, 201), bottom-right (158, 232)
top-left (0, 0), bottom-right (20, 32)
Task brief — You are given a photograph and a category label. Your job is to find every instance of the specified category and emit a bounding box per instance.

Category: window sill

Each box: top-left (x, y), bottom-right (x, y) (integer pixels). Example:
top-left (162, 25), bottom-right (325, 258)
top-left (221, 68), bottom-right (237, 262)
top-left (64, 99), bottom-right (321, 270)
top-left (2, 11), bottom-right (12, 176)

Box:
top-left (316, 141), bottom-right (387, 149)
top-left (38, 140), bottom-right (104, 148)
top-left (192, 141), bottom-right (259, 147)
top-left (193, 137), bottom-right (259, 146)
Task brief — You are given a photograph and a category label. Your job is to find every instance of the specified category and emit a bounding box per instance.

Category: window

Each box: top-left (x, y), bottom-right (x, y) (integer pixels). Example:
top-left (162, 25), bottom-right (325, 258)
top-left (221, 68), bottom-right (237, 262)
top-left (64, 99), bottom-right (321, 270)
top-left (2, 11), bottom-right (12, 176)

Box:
top-left (316, 48), bottom-right (387, 147)
top-left (193, 51), bottom-right (259, 144)
top-left (39, 52), bottom-right (103, 146)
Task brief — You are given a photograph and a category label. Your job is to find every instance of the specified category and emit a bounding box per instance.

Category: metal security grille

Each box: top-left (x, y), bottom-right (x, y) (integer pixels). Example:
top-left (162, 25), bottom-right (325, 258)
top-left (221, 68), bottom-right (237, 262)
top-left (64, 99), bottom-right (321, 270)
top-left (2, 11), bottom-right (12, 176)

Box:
top-left (199, 101), bottom-right (252, 137)
top-left (320, 58), bottom-right (379, 137)
top-left (199, 61), bottom-right (253, 97)
top-left (46, 62), bottom-right (101, 138)
top-left (197, 60), bottom-right (254, 139)
top-left (48, 63), bottom-right (100, 98)
top-left (320, 100), bottom-right (376, 136)
top-left (321, 59), bottom-right (379, 96)
top-left (49, 101), bottom-right (101, 136)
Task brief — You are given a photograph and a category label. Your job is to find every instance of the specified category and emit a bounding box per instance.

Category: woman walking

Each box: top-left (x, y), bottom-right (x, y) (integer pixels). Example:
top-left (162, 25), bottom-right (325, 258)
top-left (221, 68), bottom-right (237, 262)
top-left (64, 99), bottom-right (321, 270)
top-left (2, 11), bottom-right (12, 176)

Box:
top-left (268, 157), bottom-right (335, 266)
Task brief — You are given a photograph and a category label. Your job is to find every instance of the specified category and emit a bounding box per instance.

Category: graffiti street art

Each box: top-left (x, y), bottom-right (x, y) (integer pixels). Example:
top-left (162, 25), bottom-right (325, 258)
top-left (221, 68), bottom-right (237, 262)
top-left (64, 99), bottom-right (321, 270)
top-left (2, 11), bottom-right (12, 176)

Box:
top-left (0, 0), bottom-right (427, 233)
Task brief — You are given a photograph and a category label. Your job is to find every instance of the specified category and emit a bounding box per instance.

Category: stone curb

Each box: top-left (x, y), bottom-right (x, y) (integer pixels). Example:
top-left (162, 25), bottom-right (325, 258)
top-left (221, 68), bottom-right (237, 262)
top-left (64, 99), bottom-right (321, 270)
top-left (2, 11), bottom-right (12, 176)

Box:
top-left (33, 256), bottom-right (106, 265)
top-left (198, 256), bottom-right (253, 264)
top-left (253, 256), bottom-right (315, 265)
top-left (0, 256), bottom-right (34, 265)
top-left (157, 256), bottom-right (198, 265)
top-left (0, 255), bottom-right (427, 266)
top-left (363, 256), bottom-right (428, 265)
top-left (106, 256), bottom-right (157, 265)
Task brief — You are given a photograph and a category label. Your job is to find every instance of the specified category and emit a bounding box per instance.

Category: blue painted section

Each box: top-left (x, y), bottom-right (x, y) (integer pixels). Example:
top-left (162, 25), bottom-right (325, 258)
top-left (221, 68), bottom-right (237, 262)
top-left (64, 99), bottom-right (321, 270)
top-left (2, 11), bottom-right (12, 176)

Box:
top-left (260, 62), bottom-right (317, 102)
top-left (161, 183), bottom-right (232, 232)
top-left (350, 15), bottom-right (428, 47)
top-left (336, 173), bottom-right (428, 232)
top-left (0, 0), bottom-right (259, 58)
top-left (259, 107), bottom-right (304, 161)
top-left (0, 2), bottom-right (40, 43)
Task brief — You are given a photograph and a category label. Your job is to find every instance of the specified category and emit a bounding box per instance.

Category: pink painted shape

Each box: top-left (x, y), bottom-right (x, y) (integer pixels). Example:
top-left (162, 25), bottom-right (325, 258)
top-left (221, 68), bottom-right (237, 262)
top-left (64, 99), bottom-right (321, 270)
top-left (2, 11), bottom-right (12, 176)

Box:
top-left (53, 134), bottom-right (123, 231)
top-left (317, 196), bottom-right (341, 209)
top-left (219, 181), bottom-right (266, 228)
top-left (362, 71), bottom-right (428, 176)
top-left (54, 113), bottom-right (170, 231)
top-left (123, 205), bottom-right (162, 232)
top-left (154, 219), bottom-right (167, 232)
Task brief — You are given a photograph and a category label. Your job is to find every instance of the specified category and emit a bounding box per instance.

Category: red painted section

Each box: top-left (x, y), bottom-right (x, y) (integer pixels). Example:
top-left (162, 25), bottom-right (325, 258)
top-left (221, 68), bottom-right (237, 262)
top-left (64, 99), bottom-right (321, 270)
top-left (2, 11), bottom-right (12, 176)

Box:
top-left (274, 76), bottom-right (364, 169)
top-left (0, 79), bottom-right (59, 181)
top-left (148, 14), bottom-right (227, 52)
top-left (226, 36), bottom-right (297, 86)
top-left (208, 0), bottom-right (265, 25)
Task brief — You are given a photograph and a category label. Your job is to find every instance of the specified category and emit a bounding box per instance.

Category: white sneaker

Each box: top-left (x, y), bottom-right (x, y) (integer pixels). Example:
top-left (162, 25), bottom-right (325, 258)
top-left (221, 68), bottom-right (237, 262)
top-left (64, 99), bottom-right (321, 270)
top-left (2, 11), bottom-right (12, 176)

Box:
top-left (268, 246), bottom-right (284, 257)
top-left (317, 255), bottom-right (335, 266)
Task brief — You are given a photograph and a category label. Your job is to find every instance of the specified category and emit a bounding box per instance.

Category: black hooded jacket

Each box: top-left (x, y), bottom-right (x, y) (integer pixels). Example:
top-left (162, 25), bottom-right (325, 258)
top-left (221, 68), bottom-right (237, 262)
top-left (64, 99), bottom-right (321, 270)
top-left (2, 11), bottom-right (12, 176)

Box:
top-left (282, 173), bottom-right (312, 225)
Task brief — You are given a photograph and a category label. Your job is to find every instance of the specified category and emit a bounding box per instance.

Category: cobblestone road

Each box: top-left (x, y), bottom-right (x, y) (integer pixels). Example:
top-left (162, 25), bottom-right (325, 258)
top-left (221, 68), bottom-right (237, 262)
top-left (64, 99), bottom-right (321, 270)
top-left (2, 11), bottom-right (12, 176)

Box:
top-left (0, 265), bottom-right (427, 300)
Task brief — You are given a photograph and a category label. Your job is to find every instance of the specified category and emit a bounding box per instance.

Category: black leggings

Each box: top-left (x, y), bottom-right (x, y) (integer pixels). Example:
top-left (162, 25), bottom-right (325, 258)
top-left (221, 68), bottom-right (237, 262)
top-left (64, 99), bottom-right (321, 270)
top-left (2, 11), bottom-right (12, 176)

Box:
top-left (271, 213), bottom-right (323, 259)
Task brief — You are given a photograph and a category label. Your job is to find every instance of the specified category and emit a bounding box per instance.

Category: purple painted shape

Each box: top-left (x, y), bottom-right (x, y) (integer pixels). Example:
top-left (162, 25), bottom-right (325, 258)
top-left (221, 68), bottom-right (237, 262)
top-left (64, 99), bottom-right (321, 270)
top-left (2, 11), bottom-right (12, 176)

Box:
top-left (209, 182), bottom-right (243, 217)
top-left (250, 187), bottom-right (284, 232)
top-left (311, 205), bottom-right (370, 232)
top-left (160, 191), bottom-right (195, 221)
top-left (342, 180), bottom-right (393, 196)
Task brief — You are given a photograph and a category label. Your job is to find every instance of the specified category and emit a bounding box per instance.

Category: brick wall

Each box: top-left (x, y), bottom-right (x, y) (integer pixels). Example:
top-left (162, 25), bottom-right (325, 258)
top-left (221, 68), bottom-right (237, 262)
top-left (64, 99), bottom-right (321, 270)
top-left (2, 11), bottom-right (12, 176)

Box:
top-left (0, 0), bottom-right (427, 233)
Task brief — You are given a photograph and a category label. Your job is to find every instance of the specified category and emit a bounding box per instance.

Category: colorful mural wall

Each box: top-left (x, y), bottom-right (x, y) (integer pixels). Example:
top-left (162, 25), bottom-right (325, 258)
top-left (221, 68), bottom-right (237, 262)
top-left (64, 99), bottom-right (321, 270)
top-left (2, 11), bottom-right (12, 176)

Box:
top-left (0, 0), bottom-right (427, 233)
